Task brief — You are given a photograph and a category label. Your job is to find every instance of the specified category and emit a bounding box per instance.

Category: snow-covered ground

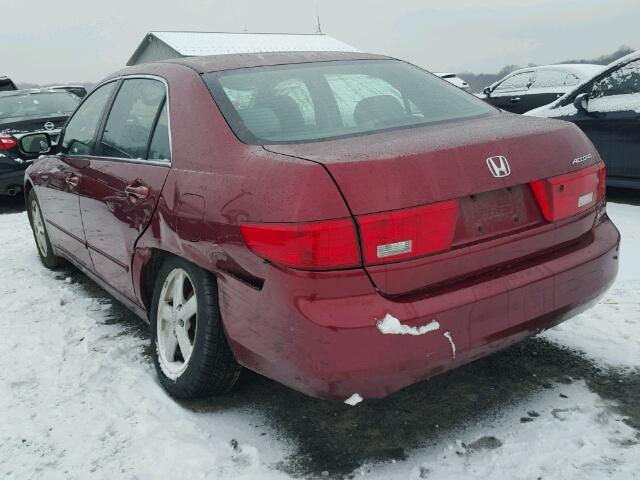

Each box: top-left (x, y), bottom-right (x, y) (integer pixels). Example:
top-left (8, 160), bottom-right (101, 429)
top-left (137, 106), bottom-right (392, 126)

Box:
top-left (0, 201), bottom-right (638, 479)
top-left (542, 202), bottom-right (640, 370)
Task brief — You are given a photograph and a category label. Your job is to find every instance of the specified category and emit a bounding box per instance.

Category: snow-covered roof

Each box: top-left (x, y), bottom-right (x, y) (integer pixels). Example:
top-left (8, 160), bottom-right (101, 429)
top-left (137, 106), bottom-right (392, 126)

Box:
top-left (434, 72), bottom-right (457, 78)
top-left (505, 63), bottom-right (604, 80)
top-left (127, 31), bottom-right (360, 65)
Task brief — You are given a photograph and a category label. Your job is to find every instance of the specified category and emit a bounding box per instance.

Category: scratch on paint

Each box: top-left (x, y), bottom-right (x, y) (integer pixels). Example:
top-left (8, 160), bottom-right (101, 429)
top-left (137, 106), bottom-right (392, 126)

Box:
top-left (443, 331), bottom-right (456, 359)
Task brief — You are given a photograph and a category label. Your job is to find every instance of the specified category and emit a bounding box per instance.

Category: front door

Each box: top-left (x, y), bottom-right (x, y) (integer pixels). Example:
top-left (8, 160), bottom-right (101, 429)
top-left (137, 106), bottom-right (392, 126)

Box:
top-left (37, 81), bottom-right (117, 268)
top-left (574, 59), bottom-right (640, 181)
top-left (78, 78), bottom-right (171, 302)
top-left (486, 71), bottom-right (533, 113)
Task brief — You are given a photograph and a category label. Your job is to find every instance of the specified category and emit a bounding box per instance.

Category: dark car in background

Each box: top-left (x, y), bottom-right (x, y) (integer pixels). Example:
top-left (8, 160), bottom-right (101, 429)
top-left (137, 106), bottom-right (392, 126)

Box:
top-left (482, 64), bottom-right (603, 114)
top-left (0, 76), bottom-right (17, 91)
top-left (526, 51), bottom-right (640, 189)
top-left (0, 88), bottom-right (79, 196)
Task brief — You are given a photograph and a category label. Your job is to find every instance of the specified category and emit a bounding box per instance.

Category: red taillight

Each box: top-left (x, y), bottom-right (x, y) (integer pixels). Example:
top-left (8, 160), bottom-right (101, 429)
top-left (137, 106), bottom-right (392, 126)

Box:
top-left (530, 163), bottom-right (604, 222)
top-left (240, 218), bottom-right (360, 269)
top-left (241, 201), bottom-right (460, 269)
top-left (597, 163), bottom-right (606, 199)
top-left (0, 136), bottom-right (17, 151)
top-left (356, 200), bottom-right (459, 265)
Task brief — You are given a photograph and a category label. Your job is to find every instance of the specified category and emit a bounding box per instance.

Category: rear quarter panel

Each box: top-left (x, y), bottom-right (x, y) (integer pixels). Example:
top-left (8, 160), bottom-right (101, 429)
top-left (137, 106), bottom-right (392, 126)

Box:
top-left (128, 63), bottom-right (352, 308)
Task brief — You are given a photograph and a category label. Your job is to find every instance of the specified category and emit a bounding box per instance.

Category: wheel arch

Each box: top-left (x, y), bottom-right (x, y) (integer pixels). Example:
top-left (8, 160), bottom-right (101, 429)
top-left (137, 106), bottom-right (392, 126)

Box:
top-left (137, 247), bottom-right (172, 313)
top-left (23, 179), bottom-right (34, 205)
top-left (135, 246), bottom-right (220, 313)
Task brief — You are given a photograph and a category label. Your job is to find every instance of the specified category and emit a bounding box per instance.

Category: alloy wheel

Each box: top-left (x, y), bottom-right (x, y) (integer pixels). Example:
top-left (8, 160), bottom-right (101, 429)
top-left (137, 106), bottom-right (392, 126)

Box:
top-left (31, 201), bottom-right (48, 257)
top-left (156, 268), bottom-right (198, 379)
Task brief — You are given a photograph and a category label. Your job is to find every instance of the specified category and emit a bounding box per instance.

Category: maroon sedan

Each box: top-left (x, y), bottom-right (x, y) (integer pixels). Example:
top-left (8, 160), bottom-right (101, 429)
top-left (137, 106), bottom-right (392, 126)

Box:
top-left (20, 51), bottom-right (619, 401)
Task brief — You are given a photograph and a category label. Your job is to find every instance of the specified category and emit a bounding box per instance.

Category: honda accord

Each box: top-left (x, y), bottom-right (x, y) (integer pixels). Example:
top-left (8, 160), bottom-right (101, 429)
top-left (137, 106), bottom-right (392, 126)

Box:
top-left (20, 51), bottom-right (619, 401)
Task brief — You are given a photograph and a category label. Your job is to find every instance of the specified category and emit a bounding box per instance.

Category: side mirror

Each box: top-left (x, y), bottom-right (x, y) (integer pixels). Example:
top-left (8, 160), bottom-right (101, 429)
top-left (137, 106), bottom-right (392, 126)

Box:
top-left (573, 93), bottom-right (589, 112)
top-left (483, 86), bottom-right (492, 96)
top-left (18, 132), bottom-right (52, 155)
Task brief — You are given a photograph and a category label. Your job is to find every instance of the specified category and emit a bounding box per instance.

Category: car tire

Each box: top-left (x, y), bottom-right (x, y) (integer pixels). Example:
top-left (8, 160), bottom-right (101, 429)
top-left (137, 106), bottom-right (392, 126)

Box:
top-left (150, 256), bottom-right (241, 398)
top-left (27, 189), bottom-right (65, 269)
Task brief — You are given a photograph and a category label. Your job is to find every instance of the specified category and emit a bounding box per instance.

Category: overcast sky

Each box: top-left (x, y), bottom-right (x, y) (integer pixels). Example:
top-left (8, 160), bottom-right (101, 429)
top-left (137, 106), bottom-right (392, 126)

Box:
top-left (4, 0), bottom-right (638, 84)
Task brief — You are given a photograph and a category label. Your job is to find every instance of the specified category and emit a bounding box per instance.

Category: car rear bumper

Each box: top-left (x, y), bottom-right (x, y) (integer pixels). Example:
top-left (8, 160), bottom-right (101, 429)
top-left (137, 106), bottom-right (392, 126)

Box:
top-left (218, 216), bottom-right (620, 400)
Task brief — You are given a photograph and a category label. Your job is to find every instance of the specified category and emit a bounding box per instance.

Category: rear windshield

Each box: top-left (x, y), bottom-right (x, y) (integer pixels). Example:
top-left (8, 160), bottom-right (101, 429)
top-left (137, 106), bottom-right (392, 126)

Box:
top-left (0, 92), bottom-right (79, 119)
top-left (203, 59), bottom-right (496, 144)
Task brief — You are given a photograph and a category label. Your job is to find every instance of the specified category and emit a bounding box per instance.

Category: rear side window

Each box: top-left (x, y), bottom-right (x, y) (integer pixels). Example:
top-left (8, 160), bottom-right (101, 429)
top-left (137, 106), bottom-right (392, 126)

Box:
top-left (564, 73), bottom-right (580, 86)
top-left (62, 82), bottom-right (116, 156)
top-left (530, 70), bottom-right (568, 89)
top-left (591, 60), bottom-right (640, 99)
top-left (147, 102), bottom-right (171, 161)
top-left (203, 59), bottom-right (495, 144)
top-left (97, 79), bottom-right (166, 160)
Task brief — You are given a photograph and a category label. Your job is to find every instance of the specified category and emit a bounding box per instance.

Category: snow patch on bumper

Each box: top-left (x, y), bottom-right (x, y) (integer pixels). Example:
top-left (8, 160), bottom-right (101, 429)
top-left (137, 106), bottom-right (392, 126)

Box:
top-left (376, 314), bottom-right (440, 336)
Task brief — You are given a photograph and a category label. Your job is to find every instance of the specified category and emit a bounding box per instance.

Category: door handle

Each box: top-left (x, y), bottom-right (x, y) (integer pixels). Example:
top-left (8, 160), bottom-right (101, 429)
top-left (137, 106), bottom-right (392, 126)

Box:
top-left (510, 97), bottom-right (521, 103)
top-left (65, 174), bottom-right (79, 188)
top-left (125, 184), bottom-right (149, 201)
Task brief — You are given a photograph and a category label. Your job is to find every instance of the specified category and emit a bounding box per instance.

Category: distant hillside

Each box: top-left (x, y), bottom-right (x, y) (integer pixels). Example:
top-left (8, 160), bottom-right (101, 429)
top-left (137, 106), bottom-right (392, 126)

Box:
top-left (14, 46), bottom-right (636, 96)
top-left (459, 46), bottom-right (634, 93)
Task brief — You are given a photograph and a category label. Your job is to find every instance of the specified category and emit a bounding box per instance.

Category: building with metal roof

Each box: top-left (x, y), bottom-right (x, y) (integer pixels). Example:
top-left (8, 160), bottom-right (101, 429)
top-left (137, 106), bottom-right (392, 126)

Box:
top-left (127, 31), bottom-right (360, 66)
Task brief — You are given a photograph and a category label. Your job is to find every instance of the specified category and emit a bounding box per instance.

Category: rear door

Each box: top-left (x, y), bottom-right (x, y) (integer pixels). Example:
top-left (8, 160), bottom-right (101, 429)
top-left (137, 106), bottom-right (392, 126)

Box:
top-left (525, 69), bottom-right (571, 111)
top-left (77, 77), bottom-right (171, 302)
top-left (36, 81), bottom-right (117, 268)
top-left (573, 59), bottom-right (640, 182)
top-left (486, 71), bottom-right (533, 113)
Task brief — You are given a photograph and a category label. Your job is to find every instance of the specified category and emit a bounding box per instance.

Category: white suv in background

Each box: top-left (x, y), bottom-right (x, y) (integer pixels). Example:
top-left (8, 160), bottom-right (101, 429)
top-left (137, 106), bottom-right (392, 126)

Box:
top-left (434, 72), bottom-right (470, 92)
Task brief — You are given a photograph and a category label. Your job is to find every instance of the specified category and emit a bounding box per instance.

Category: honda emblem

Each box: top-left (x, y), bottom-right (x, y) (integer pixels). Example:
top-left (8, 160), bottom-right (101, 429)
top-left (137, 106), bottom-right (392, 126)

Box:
top-left (486, 156), bottom-right (511, 178)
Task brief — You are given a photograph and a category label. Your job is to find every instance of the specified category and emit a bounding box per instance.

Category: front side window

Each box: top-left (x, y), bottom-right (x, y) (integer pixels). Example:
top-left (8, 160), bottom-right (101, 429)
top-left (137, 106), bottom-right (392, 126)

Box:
top-left (203, 59), bottom-right (496, 144)
top-left (62, 82), bottom-right (116, 156)
top-left (493, 72), bottom-right (532, 93)
top-left (590, 60), bottom-right (640, 99)
top-left (97, 79), bottom-right (166, 159)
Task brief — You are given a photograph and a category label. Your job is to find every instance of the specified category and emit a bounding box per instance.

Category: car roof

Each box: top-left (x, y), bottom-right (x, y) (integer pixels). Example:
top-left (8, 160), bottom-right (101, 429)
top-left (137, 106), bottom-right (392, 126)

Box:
top-left (113, 50), bottom-right (392, 77)
top-left (506, 63), bottom-right (604, 78)
top-left (605, 49), bottom-right (640, 68)
top-left (48, 84), bottom-right (86, 89)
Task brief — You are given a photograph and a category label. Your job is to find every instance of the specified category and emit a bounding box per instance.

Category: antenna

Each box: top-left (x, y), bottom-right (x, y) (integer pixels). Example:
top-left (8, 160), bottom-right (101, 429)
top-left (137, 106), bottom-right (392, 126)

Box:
top-left (315, 2), bottom-right (323, 34)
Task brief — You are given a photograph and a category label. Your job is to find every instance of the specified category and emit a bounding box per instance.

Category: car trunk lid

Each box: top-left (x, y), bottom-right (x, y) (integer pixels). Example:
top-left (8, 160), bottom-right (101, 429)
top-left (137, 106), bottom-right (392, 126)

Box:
top-left (265, 114), bottom-right (603, 295)
top-left (0, 114), bottom-right (68, 136)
